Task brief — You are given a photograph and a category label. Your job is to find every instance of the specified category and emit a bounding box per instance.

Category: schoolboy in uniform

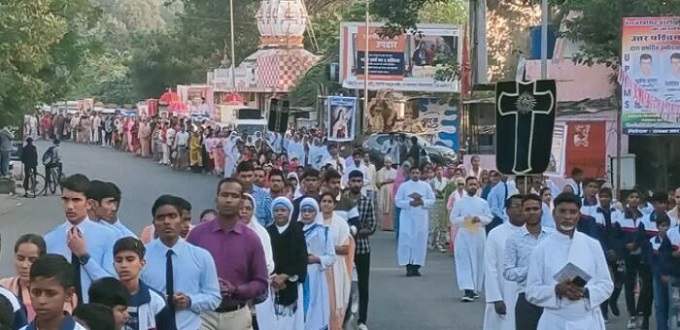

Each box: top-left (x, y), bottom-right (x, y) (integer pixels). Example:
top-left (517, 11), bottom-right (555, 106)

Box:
top-left (21, 254), bottom-right (86, 330)
top-left (643, 214), bottom-right (671, 330)
top-left (113, 237), bottom-right (166, 330)
top-left (0, 283), bottom-right (27, 330)
top-left (72, 303), bottom-right (116, 330)
top-left (88, 278), bottom-right (130, 330)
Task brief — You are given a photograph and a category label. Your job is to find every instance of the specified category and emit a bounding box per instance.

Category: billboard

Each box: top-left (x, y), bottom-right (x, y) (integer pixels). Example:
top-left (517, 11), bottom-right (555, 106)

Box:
top-left (339, 23), bottom-right (461, 92)
top-left (620, 17), bottom-right (680, 134)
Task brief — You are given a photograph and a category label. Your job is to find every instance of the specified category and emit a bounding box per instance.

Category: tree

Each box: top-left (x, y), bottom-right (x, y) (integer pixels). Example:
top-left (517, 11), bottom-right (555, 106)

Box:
top-left (553, 0), bottom-right (680, 66)
top-left (0, 0), bottom-right (68, 124)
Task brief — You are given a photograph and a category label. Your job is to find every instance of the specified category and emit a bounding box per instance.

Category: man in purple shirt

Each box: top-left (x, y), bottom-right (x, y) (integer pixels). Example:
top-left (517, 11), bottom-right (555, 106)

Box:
top-left (187, 177), bottom-right (268, 329)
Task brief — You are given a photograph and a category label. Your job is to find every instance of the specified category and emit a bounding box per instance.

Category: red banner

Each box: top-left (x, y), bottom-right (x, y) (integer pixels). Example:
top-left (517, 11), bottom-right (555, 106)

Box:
top-left (565, 121), bottom-right (607, 178)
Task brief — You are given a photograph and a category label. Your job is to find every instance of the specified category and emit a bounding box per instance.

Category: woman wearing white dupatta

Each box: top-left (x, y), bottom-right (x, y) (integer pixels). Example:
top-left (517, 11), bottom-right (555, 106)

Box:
top-left (261, 197), bottom-right (308, 330)
top-left (319, 192), bottom-right (354, 330)
top-left (299, 197), bottom-right (335, 330)
top-left (241, 193), bottom-right (277, 328)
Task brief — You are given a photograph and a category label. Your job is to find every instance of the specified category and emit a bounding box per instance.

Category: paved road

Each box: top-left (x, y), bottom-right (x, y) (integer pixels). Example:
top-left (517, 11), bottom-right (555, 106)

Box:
top-left (0, 141), bottom-right (633, 329)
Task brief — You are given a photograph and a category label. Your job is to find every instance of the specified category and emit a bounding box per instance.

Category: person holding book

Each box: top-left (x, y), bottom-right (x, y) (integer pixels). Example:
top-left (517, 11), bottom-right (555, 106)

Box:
top-left (525, 193), bottom-right (613, 330)
top-left (394, 166), bottom-right (436, 277)
top-left (450, 176), bottom-right (492, 301)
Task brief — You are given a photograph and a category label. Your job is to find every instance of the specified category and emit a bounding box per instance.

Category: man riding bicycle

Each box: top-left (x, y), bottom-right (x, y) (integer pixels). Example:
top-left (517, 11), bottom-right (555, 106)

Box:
top-left (43, 139), bottom-right (62, 186)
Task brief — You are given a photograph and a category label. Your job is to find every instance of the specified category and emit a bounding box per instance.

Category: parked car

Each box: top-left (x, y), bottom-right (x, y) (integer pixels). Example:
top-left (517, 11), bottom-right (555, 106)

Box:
top-left (362, 132), bottom-right (457, 168)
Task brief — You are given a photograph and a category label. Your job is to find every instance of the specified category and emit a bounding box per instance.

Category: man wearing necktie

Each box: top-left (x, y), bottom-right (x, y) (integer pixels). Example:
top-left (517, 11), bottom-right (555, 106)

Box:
top-left (142, 194), bottom-right (221, 330)
top-left (44, 174), bottom-right (119, 305)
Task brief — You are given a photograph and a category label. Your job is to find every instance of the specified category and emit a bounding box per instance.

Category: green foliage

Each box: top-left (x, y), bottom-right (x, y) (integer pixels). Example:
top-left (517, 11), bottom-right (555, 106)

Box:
top-left (0, 0), bottom-right (100, 124)
top-left (417, 0), bottom-right (467, 25)
top-left (554, 0), bottom-right (680, 66)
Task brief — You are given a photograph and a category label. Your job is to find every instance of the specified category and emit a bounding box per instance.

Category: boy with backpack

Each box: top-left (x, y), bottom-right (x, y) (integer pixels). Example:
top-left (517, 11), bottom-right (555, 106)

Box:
top-left (42, 139), bottom-right (61, 188)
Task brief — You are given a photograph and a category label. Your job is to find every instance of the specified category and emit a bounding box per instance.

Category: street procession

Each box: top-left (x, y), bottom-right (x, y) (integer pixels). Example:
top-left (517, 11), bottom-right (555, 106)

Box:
top-left (3, 0), bottom-right (680, 329)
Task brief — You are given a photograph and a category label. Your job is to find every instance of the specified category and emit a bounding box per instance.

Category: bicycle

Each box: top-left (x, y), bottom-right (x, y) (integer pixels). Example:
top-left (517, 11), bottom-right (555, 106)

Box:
top-left (44, 165), bottom-right (64, 195)
top-left (23, 167), bottom-right (46, 198)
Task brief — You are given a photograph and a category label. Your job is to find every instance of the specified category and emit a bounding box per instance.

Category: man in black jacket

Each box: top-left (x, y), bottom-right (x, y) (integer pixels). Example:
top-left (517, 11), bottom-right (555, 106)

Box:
top-left (20, 137), bottom-right (38, 197)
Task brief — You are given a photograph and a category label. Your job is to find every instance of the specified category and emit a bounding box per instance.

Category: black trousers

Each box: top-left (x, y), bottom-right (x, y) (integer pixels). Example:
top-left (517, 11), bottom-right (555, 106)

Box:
top-left (624, 254), bottom-right (653, 317)
top-left (104, 131), bottom-right (112, 145)
top-left (22, 165), bottom-right (35, 191)
top-left (355, 252), bottom-right (371, 324)
top-left (516, 293), bottom-right (543, 330)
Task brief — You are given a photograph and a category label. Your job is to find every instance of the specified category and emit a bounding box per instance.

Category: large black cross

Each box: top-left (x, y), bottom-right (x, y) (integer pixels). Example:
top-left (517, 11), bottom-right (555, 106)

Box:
top-left (495, 80), bottom-right (556, 175)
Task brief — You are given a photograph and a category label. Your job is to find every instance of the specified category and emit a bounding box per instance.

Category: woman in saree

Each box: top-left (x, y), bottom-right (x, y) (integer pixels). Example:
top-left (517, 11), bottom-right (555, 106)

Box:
top-left (445, 177), bottom-right (467, 254)
top-left (376, 156), bottom-right (397, 231)
top-left (429, 165), bottom-right (449, 252)
top-left (131, 119), bottom-right (140, 155)
top-left (212, 131), bottom-right (226, 176)
top-left (189, 130), bottom-right (203, 171)
top-left (298, 197), bottom-right (334, 330)
top-left (319, 192), bottom-right (354, 330)
top-left (391, 160), bottom-right (411, 239)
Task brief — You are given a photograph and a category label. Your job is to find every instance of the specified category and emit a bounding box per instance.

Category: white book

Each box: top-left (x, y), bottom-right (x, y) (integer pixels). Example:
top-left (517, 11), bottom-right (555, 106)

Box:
top-left (553, 262), bottom-right (592, 283)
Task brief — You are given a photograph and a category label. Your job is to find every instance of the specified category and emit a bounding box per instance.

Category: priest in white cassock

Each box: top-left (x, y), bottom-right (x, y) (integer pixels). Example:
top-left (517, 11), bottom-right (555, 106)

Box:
top-left (526, 193), bottom-right (613, 330)
top-left (395, 166), bottom-right (436, 277)
top-left (483, 194), bottom-right (525, 330)
top-left (450, 176), bottom-right (493, 302)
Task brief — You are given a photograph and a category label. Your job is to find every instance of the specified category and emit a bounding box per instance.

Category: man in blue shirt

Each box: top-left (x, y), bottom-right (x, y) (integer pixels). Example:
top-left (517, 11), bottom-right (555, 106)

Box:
top-left (141, 195), bottom-right (221, 330)
top-left (236, 162), bottom-right (272, 227)
top-left (515, 175), bottom-right (555, 228)
top-left (85, 180), bottom-right (133, 238)
top-left (44, 174), bottom-right (119, 304)
top-left (486, 173), bottom-right (517, 233)
top-left (104, 182), bottom-right (137, 238)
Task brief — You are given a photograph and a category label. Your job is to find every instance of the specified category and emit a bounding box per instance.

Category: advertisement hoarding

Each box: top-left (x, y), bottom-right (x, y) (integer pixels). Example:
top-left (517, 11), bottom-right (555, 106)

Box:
top-left (620, 17), bottom-right (680, 134)
top-left (340, 23), bottom-right (461, 92)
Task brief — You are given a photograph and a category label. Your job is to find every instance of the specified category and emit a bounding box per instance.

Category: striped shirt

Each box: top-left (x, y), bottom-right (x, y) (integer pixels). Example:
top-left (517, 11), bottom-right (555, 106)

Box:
top-left (503, 226), bottom-right (554, 292)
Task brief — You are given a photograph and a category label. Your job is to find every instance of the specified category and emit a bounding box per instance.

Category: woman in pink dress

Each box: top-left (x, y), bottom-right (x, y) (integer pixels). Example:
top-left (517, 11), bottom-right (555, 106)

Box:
top-left (124, 118), bottom-right (133, 152)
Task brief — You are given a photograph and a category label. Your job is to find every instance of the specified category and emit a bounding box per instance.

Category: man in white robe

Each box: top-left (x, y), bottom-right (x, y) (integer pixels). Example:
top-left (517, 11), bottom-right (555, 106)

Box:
top-left (526, 193), bottom-right (613, 330)
top-left (395, 166), bottom-right (435, 277)
top-left (450, 176), bottom-right (493, 301)
top-left (483, 194), bottom-right (524, 330)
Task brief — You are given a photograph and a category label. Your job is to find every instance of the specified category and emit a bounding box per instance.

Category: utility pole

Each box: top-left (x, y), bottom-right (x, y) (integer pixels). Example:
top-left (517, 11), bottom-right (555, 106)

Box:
top-left (363, 0), bottom-right (370, 134)
top-left (540, 0), bottom-right (548, 79)
top-left (229, 0), bottom-right (237, 91)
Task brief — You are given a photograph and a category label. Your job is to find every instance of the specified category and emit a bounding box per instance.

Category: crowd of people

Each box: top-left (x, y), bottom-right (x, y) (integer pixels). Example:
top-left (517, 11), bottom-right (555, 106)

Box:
top-left (0, 149), bottom-right (381, 330)
top-left (9, 111), bottom-right (680, 330)
top-left (455, 171), bottom-right (680, 330)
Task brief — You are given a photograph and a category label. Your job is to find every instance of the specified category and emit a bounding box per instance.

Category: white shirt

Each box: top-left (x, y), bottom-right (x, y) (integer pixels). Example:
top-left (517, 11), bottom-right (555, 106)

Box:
top-left (165, 128), bottom-right (176, 145)
top-left (174, 131), bottom-right (189, 147)
top-left (483, 223), bottom-right (523, 330)
top-left (380, 139), bottom-right (400, 163)
top-left (525, 231), bottom-right (613, 330)
top-left (450, 194), bottom-right (493, 229)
